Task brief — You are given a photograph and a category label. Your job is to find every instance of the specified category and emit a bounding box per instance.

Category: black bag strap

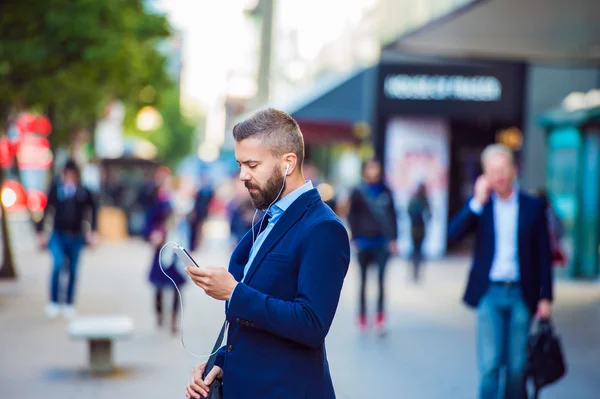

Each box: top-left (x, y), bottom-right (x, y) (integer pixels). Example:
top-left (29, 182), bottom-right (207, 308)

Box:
top-left (356, 184), bottom-right (392, 234)
top-left (202, 320), bottom-right (228, 379)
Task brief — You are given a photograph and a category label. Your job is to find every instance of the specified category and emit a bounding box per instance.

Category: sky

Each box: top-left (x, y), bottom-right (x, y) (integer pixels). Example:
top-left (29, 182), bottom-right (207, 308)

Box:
top-left (152, 0), bottom-right (376, 107)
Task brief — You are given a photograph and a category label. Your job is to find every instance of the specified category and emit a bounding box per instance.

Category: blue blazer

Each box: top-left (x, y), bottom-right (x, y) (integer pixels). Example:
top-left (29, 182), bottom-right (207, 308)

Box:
top-left (214, 188), bottom-right (350, 399)
top-left (448, 191), bottom-right (553, 313)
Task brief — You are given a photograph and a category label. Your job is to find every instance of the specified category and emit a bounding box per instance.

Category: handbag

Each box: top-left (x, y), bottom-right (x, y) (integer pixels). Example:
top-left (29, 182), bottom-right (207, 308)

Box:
top-left (200, 320), bottom-right (227, 399)
top-left (524, 319), bottom-right (567, 399)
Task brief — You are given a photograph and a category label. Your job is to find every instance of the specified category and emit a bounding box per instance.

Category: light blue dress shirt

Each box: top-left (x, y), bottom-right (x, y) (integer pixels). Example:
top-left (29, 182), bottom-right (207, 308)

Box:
top-left (229, 181), bottom-right (314, 299)
top-left (469, 187), bottom-right (520, 282)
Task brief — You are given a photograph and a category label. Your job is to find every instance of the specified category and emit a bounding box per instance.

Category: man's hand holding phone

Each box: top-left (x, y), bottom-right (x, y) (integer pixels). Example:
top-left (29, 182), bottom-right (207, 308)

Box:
top-left (174, 244), bottom-right (238, 301)
top-left (185, 265), bottom-right (238, 301)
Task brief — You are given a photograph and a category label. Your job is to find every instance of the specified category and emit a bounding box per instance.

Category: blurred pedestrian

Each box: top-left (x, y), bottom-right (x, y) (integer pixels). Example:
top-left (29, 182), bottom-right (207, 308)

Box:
top-left (188, 174), bottom-right (214, 251)
top-left (37, 160), bottom-right (99, 319)
top-left (144, 172), bottom-right (188, 335)
top-left (407, 182), bottom-right (431, 282)
top-left (137, 167), bottom-right (163, 225)
top-left (347, 159), bottom-right (398, 334)
top-left (535, 188), bottom-right (566, 267)
top-left (304, 161), bottom-right (338, 213)
top-left (448, 144), bottom-right (553, 399)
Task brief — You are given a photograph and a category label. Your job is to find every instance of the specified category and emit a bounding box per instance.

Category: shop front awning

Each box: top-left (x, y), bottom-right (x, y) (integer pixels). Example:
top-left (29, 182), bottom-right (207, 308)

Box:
top-left (385, 0), bottom-right (600, 64)
top-left (287, 67), bottom-right (376, 124)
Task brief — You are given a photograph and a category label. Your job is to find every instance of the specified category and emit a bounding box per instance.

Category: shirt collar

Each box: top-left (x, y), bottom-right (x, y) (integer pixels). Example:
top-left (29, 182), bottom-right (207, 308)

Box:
top-left (269, 181), bottom-right (313, 218)
top-left (491, 184), bottom-right (519, 203)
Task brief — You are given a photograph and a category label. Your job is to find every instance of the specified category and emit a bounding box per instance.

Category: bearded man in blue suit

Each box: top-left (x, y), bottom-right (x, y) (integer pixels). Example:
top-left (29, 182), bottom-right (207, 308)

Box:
top-left (185, 108), bottom-right (350, 399)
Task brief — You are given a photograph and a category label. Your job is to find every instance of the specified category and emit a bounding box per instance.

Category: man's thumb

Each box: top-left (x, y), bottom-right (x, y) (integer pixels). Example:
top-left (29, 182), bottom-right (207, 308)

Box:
top-left (203, 366), bottom-right (221, 384)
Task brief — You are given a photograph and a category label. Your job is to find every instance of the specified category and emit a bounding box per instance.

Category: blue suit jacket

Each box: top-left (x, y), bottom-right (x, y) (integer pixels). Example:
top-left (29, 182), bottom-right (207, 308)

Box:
top-left (448, 191), bottom-right (553, 313)
top-left (214, 188), bottom-right (350, 399)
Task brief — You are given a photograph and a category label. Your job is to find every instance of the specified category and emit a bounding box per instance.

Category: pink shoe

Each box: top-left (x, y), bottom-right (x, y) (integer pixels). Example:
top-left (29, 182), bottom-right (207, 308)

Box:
top-left (358, 313), bottom-right (368, 331)
top-left (375, 312), bottom-right (387, 335)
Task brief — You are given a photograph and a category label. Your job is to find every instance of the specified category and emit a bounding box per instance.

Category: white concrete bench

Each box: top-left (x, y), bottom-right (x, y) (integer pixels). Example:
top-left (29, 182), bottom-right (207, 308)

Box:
top-left (67, 316), bottom-right (134, 373)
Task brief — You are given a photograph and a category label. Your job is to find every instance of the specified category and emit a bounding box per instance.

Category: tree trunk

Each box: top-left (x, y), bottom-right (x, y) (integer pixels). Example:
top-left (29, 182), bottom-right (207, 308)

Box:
top-left (0, 102), bottom-right (17, 279)
top-left (0, 165), bottom-right (16, 279)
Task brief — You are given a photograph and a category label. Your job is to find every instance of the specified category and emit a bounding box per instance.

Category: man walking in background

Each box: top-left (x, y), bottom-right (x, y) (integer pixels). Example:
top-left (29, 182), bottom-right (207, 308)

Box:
top-left (448, 144), bottom-right (553, 399)
top-left (37, 160), bottom-right (98, 319)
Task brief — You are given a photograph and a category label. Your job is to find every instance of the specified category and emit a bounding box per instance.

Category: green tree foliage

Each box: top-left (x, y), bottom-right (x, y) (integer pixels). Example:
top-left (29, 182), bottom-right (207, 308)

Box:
top-left (0, 0), bottom-right (176, 278)
top-left (125, 86), bottom-right (200, 169)
top-left (0, 0), bottom-right (172, 147)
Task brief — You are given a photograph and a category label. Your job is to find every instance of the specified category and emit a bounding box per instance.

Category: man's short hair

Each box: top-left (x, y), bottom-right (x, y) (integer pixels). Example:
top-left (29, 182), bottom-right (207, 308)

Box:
top-left (232, 108), bottom-right (304, 169)
top-left (481, 144), bottom-right (515, 167)
top-left (63, 159), bottom-right (80, 178)
top-left (361, 159), bottom-right (382, 175)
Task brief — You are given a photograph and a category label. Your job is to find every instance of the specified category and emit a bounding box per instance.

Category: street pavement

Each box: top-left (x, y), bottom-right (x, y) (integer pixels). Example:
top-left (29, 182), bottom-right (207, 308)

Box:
top-left (0, 216), bottom-right (599, 398)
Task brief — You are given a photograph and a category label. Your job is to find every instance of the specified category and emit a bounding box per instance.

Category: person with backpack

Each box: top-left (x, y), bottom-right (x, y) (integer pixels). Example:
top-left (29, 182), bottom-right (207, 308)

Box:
top-left (347, 159), bottom-right (399, 334)
top-left (535, 189), bottom-right (566, 267)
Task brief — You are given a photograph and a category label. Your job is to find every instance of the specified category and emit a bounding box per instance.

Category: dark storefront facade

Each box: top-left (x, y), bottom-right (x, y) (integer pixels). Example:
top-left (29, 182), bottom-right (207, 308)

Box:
top-left (265, 55), bottom-right (527, 257)
top-left (378, 0), bottom-right (600, 273)
top-left (372, 59), bottom-right (526, 257)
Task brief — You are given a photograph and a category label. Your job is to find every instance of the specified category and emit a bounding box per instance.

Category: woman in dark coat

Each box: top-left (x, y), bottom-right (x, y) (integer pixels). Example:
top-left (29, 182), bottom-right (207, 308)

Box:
top-left (145, 182), bottom-right (187, 335)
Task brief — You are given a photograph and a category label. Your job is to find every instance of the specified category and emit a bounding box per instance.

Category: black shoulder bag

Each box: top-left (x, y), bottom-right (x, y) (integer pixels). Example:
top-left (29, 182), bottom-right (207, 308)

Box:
top-left (524, 318), bottom-right (566, 399)
top-left (200, 320), bottom-right (227, 399)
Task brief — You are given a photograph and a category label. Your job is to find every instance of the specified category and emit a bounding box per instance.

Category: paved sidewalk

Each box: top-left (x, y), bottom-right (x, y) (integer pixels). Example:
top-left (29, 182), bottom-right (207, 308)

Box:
top-left (0, 227), bottom-right (599, 398)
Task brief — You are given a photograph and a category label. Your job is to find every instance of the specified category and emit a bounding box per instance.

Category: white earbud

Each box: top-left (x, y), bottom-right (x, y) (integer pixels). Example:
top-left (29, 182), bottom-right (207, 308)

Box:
top-left (285, 163), bottom-right (290, 175)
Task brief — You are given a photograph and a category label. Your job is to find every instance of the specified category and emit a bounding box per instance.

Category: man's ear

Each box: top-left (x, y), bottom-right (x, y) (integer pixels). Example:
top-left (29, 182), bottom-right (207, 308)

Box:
top-left (283, 153), bottom-right (298, 175)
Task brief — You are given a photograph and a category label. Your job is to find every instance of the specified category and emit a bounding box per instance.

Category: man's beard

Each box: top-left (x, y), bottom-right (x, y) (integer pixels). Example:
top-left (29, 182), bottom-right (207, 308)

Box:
top-left (245, 167), bottom-right (285, 210)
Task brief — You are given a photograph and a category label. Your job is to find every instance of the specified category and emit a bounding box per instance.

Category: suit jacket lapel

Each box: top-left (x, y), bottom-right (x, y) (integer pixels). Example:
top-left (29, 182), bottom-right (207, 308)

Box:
top-left (517, 192), bottom-right (526, 260)
top-left (242, 189), bottom-right (320, 286)
top-left (484, 198), bottom-right (495, 236)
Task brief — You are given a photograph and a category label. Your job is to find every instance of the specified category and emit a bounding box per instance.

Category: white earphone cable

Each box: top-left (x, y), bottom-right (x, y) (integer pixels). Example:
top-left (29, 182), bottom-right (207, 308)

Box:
top-left (158, 241), bottom-right (227, 358)
top-left (159, 163), bottom-right (289, 357)
top-left (251, 163), bottom-right (289, 245)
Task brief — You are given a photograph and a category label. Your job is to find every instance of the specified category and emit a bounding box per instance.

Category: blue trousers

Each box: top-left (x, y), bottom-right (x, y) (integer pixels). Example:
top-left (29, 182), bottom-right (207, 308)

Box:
top-left (48, 231), bottom-right (85, 305)
top-left (477, 284), bottom-right (532, 399)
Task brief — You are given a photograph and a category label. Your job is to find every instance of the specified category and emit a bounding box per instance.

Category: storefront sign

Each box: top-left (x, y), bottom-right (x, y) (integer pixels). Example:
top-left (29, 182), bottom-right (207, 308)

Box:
top-left (384, 74), bottom-right (502, 102)
top-left (377, 61), bottom-right (525, 120)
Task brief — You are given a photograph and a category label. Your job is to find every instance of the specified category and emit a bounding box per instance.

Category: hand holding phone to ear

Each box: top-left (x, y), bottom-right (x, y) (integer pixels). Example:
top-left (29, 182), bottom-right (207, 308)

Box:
top-left (473, 175), bottom-right (491, 205)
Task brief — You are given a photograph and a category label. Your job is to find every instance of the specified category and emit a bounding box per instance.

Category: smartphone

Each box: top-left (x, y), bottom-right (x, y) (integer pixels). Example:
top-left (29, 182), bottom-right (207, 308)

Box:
top-left (173, 244), bottom-right (200, 267)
